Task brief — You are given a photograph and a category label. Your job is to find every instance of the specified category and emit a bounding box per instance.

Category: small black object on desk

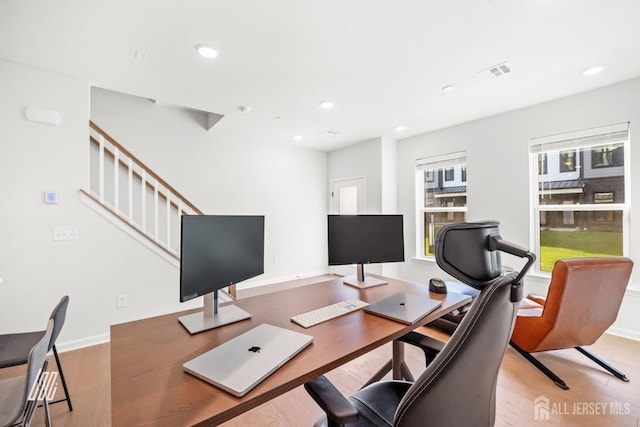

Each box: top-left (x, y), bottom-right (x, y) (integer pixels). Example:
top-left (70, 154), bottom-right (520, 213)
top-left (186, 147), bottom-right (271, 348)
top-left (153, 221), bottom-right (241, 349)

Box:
top-left (429, 278), bottom-right (447, 294)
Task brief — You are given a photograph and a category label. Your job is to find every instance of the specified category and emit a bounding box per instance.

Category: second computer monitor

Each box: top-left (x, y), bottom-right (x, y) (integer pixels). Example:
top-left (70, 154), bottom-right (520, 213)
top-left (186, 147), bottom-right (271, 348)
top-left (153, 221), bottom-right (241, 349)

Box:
top-left (328, 214), bottom-right (405, 288)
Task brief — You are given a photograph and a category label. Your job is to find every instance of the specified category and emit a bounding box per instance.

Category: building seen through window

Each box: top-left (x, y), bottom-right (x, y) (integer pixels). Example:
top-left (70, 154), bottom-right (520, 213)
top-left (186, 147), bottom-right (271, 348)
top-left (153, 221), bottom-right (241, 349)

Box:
top-left (416, 152), bottom-right (467, 257)
top-left (531, 124), bottom-right (628, 272)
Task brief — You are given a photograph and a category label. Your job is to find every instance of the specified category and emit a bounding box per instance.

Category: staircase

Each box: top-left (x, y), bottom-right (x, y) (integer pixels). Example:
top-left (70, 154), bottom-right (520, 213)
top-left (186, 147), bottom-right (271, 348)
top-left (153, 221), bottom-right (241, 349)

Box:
top-left (82, 121), bottom-right (236, 297)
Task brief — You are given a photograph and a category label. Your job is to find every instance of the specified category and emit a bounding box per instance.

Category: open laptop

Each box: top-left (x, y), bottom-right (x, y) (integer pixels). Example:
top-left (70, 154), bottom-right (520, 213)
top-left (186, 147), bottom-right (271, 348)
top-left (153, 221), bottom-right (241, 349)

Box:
top-left (364, 292), bottom-right (442, 325)
top-left (183, 323), bottom-right (313, 397)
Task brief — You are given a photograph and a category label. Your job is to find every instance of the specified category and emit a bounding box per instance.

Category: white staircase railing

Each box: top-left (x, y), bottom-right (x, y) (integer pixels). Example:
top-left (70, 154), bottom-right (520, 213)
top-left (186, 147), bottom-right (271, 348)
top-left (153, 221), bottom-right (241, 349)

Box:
top-left (85, 121), bottom-right (203, 260)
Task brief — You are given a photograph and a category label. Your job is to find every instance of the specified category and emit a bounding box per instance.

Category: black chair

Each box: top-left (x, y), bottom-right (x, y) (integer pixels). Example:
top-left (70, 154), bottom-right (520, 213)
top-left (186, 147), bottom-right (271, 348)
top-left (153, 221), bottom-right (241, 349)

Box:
top-left (304, 221), bottom-right (535, 427)
top-left (0, 319), bottom-right (54, 427)
top-left (0, 296), bottom-right (73, 411)
top-left (427, 281), bottom-right (480, 334)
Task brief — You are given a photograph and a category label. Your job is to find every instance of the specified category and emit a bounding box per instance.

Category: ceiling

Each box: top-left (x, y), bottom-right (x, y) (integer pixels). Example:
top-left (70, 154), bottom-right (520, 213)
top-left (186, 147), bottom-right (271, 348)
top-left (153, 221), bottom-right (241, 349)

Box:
top-left (2, 0), bottom-right (640, 151)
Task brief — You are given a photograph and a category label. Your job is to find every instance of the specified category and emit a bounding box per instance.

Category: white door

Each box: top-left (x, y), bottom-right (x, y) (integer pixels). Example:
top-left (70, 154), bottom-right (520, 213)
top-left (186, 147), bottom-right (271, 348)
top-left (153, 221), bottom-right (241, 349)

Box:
top-left (330, 177), bottom-right (365, 276)
top-left (331, 177), bottom-right (365, 214)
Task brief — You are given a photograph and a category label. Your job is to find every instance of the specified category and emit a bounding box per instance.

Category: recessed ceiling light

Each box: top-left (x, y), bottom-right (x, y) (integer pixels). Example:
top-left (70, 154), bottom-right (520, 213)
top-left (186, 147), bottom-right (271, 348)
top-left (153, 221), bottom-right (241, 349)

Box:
top-left (394, 126), bottom-right (406, 132)
top-left (319, 101), bottom-right (333, 110)
top-left (582, 65), bottom-right (604, 76)
top-left (196, 44), bottom-right (218, 59)
top-left (441, 85), bottom-right (456, 93)
top-left (292, 135), bottom-right (302, 141)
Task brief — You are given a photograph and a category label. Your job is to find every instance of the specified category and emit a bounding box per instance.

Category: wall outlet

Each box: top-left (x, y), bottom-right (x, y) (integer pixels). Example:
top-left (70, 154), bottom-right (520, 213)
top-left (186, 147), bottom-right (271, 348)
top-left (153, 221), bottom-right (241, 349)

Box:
top-left (53, 227), bottom-right (78, 241)
top-left (116, 294), bottom-right (128, 308)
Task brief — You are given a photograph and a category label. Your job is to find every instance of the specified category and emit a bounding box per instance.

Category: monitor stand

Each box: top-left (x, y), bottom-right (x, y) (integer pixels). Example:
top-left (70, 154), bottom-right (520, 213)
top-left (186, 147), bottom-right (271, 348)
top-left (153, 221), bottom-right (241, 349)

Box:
top-left (178, 290), bottom-right (251, 334)
top-left (343, 264), bottom-right (388, 289)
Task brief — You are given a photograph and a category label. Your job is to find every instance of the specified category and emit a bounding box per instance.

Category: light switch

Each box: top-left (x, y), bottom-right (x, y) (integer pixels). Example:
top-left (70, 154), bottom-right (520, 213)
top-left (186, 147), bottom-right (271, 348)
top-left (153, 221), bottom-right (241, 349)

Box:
top-left (53, 227), bottom-right (78, 241)
top-left (44, 191), bottom-right (58, 204)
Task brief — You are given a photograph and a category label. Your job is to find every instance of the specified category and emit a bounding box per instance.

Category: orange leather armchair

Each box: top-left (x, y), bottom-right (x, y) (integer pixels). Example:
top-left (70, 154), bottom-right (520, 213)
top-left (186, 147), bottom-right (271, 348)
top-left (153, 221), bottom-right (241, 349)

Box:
top-left (510, 257), bottom-right (633, 390)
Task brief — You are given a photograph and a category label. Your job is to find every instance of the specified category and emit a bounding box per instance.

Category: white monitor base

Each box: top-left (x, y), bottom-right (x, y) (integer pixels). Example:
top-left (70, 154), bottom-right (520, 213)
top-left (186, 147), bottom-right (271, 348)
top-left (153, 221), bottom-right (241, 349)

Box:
top-left (178, 304), bottom-right (251, 334)
top-left (343, 275), bottom-right (388, 289)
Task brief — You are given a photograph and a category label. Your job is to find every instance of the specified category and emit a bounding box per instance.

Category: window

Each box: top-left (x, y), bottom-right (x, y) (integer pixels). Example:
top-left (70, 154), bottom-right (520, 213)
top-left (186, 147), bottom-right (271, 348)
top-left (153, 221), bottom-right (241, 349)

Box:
top-left (592, 146), bottom-right (624, 168)
top-left (416, 152), bottom-right (467, 258)
top-left (559, 150), bottom-right (577, 172)
top-left (444, 167), bottom-right (454, 181)
top-left (529, 123), bottom-right (629, 273)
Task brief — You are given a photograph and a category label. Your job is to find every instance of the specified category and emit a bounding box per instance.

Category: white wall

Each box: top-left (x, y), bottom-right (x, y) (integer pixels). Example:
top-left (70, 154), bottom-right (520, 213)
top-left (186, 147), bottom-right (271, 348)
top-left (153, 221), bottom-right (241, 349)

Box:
top-left (90, 87), bottom-right (329, 285)
top-left (0, 61), bottom-right (329, 350)
top-left (327, 136), bottom-right (399, 276)
top-left (396, 77), bottom-right (640, 339)
top-left (327, 137), bottom-right (382, 213)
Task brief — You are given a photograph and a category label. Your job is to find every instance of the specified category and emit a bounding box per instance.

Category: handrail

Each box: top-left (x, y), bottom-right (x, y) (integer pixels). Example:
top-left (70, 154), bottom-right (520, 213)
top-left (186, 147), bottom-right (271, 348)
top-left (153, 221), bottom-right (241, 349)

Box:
top-left (87, 121), bottom-right (237, 298)
top-left (89, 121), bottom-right (203, 215)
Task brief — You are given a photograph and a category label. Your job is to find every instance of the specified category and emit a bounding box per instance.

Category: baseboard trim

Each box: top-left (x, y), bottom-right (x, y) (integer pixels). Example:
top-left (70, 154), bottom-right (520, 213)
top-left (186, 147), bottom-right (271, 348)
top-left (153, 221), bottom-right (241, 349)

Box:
top-left (57, 333), bottom-right (110, 353)
top-left (237, 270), bottom-right (331, 290)
top-left (55, 270), bottom-right (332, 352)
top-left (606, 327), bottom-right (640, 342)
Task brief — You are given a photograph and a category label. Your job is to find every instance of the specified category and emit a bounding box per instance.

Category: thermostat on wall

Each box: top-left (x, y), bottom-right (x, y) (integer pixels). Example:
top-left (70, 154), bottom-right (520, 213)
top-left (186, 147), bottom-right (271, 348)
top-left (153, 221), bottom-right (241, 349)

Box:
top-left (44, 191), bottom-right (59, 204)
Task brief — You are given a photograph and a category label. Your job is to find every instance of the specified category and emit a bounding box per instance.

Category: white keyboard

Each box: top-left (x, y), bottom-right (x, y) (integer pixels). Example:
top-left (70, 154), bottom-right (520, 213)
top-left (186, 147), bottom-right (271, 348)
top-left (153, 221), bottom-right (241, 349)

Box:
top-left (291, 298), bottom-right (369, 328)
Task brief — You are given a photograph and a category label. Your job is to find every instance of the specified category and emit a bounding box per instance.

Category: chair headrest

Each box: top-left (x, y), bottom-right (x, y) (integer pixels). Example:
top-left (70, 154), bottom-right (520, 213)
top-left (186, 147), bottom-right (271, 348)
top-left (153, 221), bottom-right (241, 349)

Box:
top-left (435, 221), bottom-right (502, 288)
top-left (435, 221), bottom-right (536, 292)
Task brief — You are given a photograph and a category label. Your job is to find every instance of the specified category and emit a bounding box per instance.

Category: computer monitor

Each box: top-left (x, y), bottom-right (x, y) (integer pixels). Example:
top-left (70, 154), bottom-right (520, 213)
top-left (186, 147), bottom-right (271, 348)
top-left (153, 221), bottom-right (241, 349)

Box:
top-left (328, 214), bottom-right (405, 288)
top-left (178, 215), bottom-right (265, 334)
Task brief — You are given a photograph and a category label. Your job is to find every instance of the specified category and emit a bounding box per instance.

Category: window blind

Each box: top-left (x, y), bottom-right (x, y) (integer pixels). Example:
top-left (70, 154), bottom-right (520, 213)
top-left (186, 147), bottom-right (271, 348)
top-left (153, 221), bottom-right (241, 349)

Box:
top-left (529, 122), bottom-right (629, 154)
top-left (416, 151), bottom-right (466, 171)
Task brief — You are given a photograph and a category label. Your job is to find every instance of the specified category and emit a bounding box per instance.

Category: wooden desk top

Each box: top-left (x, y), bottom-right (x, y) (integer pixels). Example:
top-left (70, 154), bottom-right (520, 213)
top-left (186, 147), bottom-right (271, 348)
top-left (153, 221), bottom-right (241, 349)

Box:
top-left (110, 276), bottom-right (471, 427)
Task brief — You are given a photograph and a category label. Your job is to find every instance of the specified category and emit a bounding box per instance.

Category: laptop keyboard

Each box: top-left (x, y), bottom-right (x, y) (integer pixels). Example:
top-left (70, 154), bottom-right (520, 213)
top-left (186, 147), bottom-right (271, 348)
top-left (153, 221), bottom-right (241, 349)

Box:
top-left (291, 298), bottom-right (369, 328)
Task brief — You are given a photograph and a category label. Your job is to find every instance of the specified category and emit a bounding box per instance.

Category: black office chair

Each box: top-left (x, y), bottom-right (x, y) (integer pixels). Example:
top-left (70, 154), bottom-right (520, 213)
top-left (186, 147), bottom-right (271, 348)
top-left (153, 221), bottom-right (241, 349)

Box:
top-left (304, 221), bottom-right (535, 427)
top-left (0, 319), bottom-right (54, 427)
top-left (0, 296), bottom-right (73, 411)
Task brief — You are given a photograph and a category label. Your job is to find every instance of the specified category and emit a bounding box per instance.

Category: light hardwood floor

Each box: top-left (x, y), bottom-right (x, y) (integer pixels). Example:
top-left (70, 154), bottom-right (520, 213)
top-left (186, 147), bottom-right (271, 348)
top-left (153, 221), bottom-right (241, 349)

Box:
top-left (3, 327), bottom-right (637, 426)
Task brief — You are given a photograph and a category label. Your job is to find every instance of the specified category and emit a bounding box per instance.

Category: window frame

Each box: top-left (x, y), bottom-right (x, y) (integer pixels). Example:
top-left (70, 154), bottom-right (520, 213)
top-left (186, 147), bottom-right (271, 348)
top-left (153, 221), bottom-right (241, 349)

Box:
top-left (529, 123), bottom-right (630, 275)
top-left (415, 151), bottom-right (467, 260)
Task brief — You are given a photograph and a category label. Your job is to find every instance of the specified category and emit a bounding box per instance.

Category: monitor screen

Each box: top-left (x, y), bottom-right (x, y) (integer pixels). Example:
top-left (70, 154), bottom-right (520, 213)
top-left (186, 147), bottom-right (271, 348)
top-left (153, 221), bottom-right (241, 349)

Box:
top-left (328, 214), bottom-right (405, 266)
top-left (180, 215), bottom-right (265, 302)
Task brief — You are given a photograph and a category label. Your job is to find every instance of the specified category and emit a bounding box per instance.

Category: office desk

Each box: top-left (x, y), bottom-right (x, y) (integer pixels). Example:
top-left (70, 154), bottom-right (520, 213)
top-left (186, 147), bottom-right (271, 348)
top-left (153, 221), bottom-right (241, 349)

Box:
top-left (110, 276), bottom-right (471, 427)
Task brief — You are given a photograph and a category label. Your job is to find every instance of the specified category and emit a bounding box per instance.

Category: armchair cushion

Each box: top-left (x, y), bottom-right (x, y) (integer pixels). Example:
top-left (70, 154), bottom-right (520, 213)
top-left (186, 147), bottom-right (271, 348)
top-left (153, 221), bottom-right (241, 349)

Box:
top-left (517, 297), bottom-right (544, 317)
top-left (511, 257), bottom-right (633, 352)
top-left (525, 294), bottom-right (547, 306)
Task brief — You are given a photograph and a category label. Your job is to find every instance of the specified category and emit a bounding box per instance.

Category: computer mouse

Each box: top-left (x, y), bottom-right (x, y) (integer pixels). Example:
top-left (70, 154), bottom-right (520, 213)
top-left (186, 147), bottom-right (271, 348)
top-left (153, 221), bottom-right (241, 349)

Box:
top-left (429, 278), bottom-right (447, 294)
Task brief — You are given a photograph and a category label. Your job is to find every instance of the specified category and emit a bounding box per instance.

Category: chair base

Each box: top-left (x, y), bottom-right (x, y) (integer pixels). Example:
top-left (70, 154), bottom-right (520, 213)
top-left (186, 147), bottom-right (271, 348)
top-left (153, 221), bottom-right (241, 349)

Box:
top-left (362, 333), bottom-right (444, 388)
top-left (509, 342), bottom-right (630, 390)
top-left (51, 345), bottom-right (73, 411)
top-left (574, 346), bottom-right (629, 382)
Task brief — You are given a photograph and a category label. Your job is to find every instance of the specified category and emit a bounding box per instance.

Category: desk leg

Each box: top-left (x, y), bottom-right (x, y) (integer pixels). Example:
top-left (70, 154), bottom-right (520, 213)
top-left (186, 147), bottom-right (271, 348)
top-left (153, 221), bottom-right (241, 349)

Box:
top-left (362, 360), bottom-right (393, 388)
top-left (362, 341), bottom-right (415, 388)
top-left (392, 341), bottom-right (404, 380)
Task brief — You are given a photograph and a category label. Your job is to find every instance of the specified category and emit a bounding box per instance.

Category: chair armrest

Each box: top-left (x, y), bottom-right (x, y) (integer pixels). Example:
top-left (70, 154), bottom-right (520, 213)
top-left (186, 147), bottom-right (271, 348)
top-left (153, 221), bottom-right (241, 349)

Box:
top-left (526, 293), bottom-right (547, 306)
top-left (304, 376), bottom-right (359, 425)
top-left (399, 331), bottom-right (446, 352)
top-left (398, 331), bottom-right (446, 366)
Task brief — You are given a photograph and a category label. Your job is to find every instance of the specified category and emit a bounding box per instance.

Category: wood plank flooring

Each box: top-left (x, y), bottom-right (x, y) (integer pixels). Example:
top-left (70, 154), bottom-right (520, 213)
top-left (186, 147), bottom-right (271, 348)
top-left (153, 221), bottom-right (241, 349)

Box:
top-left (2, 275), bottom-right (638, 426)
top-left (4, 328), bottom-right (637, 426)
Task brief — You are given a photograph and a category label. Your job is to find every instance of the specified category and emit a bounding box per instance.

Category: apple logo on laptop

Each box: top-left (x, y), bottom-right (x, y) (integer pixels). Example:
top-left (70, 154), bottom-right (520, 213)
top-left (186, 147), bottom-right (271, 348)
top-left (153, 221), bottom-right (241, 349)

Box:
top-left (248, 346), bottom-right (261, 353)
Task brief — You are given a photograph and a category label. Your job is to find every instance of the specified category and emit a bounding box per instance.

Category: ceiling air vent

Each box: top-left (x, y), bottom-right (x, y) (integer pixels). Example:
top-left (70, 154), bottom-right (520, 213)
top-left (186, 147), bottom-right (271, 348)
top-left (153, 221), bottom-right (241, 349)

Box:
top-left (479, 62), bottom-right (512, 78)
